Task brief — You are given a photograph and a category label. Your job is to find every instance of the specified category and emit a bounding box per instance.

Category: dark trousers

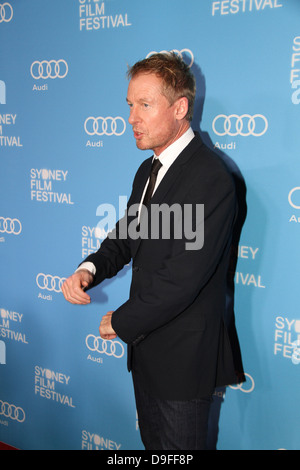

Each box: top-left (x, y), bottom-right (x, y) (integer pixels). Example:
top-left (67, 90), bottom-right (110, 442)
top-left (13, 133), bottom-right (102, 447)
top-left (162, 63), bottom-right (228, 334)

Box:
top-left (132, 373), bottom-right (212, 451)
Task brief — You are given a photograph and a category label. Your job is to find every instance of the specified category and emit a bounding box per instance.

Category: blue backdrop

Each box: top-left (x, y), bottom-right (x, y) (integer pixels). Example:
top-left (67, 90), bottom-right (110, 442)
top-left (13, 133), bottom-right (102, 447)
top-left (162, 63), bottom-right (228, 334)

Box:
top-left (0, 0), bottom-right (300, 450)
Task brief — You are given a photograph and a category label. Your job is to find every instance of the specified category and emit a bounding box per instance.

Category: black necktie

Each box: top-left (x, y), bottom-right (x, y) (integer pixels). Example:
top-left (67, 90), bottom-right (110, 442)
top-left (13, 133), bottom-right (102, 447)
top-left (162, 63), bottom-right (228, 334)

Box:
top-left (142, 158), bottom-right (162, 207)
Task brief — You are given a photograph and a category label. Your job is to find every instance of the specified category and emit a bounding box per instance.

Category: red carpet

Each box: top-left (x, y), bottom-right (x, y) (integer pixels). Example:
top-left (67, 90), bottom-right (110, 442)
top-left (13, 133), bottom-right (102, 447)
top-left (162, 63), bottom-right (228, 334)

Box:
top-left (0, 442), bottom-right (18, 450)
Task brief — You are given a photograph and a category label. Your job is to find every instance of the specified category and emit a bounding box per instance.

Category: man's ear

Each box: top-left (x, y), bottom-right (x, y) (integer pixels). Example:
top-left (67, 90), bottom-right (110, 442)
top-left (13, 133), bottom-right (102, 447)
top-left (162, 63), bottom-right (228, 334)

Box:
top-left (175, 97), bottom-right (189, 121)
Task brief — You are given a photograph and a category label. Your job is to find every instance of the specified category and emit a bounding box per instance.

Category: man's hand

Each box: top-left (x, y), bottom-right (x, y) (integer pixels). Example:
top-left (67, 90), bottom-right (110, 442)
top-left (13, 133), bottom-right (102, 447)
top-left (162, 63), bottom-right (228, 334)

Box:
top-left (62, 269), bottom-right (94, 305)
top-left (100, 311), bottom-right (117, 340)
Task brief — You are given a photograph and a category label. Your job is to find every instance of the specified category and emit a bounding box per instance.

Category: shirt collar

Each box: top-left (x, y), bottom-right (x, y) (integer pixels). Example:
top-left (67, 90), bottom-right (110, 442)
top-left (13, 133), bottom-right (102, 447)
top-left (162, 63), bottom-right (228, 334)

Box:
top-left (154, 128), bottom-right (195, 170)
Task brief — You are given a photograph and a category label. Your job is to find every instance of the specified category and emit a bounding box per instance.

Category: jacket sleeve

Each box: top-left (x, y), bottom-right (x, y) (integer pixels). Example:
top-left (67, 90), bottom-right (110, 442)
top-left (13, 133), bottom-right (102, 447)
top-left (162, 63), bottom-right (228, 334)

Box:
top-left (111, 167), bottom-right (238, 345)
top-left (80, 213), bottom-right (132, 288)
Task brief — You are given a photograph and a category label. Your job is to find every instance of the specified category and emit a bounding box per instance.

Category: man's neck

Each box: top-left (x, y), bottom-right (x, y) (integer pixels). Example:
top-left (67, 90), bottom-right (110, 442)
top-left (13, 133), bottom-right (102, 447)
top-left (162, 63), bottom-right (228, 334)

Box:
top-left (154, 122), bottom-right (191, 157)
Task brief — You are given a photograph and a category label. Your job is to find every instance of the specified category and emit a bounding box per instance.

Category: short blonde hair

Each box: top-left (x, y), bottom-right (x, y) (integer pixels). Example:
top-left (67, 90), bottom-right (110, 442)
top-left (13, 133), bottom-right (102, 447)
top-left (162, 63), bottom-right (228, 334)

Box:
top-left (127, 52), bottom-right (196, 122)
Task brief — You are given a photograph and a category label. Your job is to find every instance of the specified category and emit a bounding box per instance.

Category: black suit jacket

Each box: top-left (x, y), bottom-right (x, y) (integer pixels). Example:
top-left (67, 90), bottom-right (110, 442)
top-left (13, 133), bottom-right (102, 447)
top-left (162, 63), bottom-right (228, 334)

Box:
top-left (83, 132), bottom-right (242, 400)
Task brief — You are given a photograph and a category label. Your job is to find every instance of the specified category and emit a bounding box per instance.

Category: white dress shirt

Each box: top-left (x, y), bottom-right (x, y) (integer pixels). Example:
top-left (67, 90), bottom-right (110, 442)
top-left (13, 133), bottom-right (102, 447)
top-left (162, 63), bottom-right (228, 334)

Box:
top-left (77, 128), bottom-right (195, 276)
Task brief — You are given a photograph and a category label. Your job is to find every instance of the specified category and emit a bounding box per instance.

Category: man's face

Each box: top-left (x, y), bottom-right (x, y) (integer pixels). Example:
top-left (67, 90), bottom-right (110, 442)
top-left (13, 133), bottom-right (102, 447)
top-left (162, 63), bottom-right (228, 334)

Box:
top-left (126, 73), bottom-right (188, 156)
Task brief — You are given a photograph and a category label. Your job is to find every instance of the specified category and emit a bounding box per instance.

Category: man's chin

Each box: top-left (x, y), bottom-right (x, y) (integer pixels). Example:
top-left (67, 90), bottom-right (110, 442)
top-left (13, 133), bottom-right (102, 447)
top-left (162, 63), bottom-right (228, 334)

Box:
top-left (135, 140), bottom-right (150, 151)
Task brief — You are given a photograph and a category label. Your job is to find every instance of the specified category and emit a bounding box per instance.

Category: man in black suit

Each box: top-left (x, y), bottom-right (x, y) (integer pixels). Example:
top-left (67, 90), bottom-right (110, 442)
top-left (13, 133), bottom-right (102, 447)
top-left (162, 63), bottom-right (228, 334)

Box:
top-left (62, 53), bottom-right (242, 450)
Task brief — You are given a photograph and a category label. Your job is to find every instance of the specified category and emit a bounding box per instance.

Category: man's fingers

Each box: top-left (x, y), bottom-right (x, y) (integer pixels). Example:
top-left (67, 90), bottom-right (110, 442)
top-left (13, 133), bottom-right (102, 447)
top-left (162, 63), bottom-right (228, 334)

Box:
top-left (100, 333), bottom-right (118, 340)
top-left (99, 311), bottom-right (117, 339)
top-left (62, 273), bottom-right (92, 304)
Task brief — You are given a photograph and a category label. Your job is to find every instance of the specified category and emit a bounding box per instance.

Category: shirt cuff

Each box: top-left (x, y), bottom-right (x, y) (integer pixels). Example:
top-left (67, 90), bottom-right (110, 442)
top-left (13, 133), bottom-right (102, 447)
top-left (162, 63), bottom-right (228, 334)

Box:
top-left (75, 262), bottom-right (96, 276)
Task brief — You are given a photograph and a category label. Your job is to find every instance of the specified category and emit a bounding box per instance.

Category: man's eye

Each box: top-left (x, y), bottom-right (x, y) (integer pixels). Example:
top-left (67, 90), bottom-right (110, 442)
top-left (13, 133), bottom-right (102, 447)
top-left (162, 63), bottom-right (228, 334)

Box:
top-left (143, 103), bottom-right (149, 108)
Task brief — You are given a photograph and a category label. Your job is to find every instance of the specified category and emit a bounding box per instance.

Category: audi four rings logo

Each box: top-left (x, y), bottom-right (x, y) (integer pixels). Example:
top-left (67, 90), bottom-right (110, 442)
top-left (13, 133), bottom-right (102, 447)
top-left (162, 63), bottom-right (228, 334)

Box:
top-left (146, 49), bottom-right (194, 68)
top-left (0, 217), bottom-right (22, 235)
top-left (30, 60), bottom-right (68, 80)
top-left (212, 114), bottom-right (268, 137)
top-left (229, 373), bottom-right (255, 394)
top-left (0, 3), bottom-right (13, 23)
top-left (0, 400), bottom-right (25, 423)
top-left (36, 274), bottom-right (66, 293)
top-left (84, 117), bottom-right (126, 136)
top-left (86, 335), bottom-right (125, 359)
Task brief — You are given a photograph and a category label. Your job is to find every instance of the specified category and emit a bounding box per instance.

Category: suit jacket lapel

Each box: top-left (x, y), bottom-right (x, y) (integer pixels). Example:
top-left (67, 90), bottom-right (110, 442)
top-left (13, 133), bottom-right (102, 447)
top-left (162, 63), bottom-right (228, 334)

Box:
top-left (152, 132), bottom-right (203, 204)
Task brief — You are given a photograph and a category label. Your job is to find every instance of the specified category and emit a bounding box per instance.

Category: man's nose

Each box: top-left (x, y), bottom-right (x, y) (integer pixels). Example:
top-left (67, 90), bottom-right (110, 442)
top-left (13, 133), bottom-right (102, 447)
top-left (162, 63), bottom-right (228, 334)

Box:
top-left (128, 108), bottom-right (139, 126)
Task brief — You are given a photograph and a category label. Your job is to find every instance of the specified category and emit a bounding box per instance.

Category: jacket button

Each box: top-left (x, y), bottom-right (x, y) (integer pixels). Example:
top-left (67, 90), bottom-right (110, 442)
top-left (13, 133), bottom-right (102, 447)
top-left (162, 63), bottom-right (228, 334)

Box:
top-left (133, 266), bottom-right (140, 272)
